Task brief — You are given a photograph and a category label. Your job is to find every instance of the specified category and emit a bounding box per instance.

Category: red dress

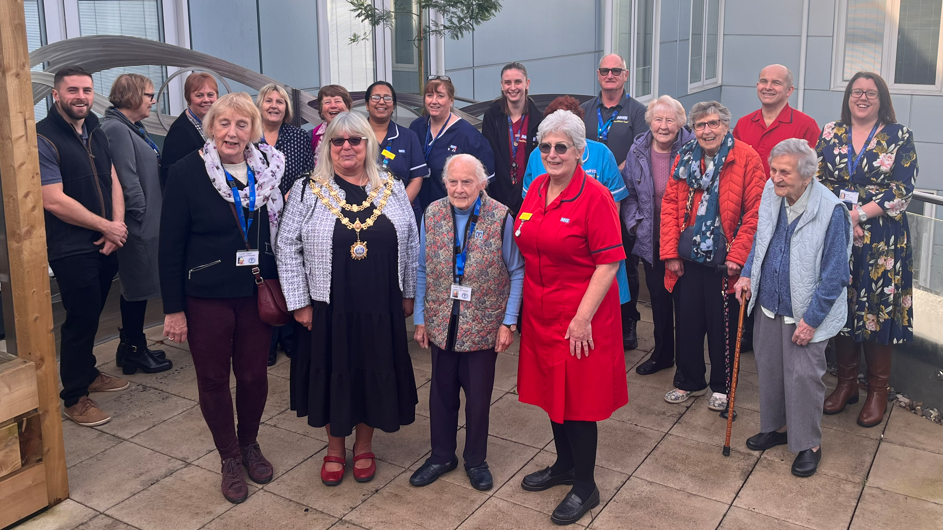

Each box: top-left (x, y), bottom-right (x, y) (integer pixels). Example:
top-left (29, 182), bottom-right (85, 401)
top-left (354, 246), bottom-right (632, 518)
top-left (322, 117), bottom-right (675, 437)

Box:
top-left (514, 166), bottom-right (628, 423)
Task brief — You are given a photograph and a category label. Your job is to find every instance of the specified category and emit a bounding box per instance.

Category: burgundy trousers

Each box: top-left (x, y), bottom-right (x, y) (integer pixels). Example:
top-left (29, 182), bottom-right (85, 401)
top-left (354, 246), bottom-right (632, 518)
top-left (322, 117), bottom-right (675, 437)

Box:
top-left (187, 295), bottom-right (272, 460)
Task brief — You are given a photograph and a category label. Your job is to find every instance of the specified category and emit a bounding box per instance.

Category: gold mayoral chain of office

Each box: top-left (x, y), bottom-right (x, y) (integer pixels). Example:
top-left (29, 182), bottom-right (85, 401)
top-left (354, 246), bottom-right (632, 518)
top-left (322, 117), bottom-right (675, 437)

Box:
top-left (309, 175), bottom-right (395, 260)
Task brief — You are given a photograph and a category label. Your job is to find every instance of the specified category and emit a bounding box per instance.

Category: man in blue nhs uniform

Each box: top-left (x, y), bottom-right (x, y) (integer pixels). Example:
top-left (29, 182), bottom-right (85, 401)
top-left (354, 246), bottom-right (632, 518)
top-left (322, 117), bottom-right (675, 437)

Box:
top-left (580, 54), bottom-right (648, 351)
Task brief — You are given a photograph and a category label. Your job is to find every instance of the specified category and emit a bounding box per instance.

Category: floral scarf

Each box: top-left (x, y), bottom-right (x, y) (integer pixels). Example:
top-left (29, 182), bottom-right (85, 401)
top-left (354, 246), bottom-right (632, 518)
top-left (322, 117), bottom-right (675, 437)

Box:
top-left (202, 139), bottom-right (286, 249)
top-left (672, 132), bottom-right (734, 263)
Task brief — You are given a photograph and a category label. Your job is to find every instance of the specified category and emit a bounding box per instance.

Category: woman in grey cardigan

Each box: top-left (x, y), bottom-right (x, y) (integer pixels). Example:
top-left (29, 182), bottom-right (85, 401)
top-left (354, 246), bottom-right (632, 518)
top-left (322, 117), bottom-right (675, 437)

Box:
top-left (622, 96), bottom-right (694, 376)
top-left (101, 74), bottom-right (171, 375)
top-left (277, 112), bottom-right (418, 486)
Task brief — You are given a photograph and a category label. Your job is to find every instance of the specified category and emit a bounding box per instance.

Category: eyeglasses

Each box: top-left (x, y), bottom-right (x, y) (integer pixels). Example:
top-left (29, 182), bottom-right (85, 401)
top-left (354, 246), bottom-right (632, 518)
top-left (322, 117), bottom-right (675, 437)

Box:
top-left (693, 119), bottom-right (724, 131)
top-left (428, 75), bottom-right (451, 82)
top-left (370, 95), bottom-right (394, 103)
top-left (538, 142), bottom-right (572, 155)
top-left (330, 136), bottom-right (367, 147)
top-left (143, 92), bottom-right (156, 101)
top-left (598, 68), bottom-right (625, 77)
top-left (851, 89), bottom-right (879, 99)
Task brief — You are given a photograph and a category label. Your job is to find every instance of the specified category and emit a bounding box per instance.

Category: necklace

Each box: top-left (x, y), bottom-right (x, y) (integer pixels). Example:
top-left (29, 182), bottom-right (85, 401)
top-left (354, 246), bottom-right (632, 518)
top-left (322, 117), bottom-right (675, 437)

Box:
top-left (309, 176), bottom-right (395, 260)
top-left (327, 174), bottom-right (379, 212)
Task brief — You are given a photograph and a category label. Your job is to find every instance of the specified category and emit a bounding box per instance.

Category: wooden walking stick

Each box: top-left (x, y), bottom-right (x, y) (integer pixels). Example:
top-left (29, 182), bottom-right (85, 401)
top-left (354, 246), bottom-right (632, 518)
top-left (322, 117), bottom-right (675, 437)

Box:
top-left (723, 300), bottom-right (747, 457)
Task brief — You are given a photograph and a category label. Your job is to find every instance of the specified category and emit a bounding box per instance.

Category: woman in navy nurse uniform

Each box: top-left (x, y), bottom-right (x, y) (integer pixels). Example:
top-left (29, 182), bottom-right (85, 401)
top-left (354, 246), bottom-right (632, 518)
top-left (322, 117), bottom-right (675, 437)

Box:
top-left (409, 76), bottom-right (495, 214)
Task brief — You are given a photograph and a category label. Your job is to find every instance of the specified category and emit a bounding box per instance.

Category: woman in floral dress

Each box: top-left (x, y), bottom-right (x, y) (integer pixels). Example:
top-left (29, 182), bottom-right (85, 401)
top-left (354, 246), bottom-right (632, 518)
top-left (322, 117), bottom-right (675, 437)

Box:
top-left (816, 72), bottom-right (918, 428)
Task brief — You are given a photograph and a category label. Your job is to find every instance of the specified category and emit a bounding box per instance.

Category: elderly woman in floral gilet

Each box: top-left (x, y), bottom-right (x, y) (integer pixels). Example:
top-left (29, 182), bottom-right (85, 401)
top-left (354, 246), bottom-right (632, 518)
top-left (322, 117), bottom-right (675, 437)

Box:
top-left (815, 71), bottom-right (918, 429)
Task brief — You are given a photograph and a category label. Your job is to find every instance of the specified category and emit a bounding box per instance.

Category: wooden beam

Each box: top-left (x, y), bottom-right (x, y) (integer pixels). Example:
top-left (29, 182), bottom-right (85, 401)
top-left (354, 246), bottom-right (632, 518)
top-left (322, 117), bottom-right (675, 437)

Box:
top-left (0, 0), bottom-right (69, 506)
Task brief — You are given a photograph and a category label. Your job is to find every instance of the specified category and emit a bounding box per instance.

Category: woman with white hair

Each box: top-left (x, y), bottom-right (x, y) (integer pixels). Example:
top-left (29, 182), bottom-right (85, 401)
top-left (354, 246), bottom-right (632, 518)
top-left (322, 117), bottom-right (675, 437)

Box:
top-left (515, 110), bottom-right (628, 526)
top-left (623, 95), bottom-right (694, 376)
top-left (277, 111), bottom-right (419, 486)
top-left (409, 153), bottom-right (524, 492)
top-left (735, 138), bottom-right (852, 477)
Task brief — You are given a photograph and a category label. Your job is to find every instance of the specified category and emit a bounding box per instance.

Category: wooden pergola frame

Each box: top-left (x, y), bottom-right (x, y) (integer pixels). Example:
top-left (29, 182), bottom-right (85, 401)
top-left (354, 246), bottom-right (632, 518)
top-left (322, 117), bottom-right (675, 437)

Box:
top-left (0, 0), bottom-right (70, 524)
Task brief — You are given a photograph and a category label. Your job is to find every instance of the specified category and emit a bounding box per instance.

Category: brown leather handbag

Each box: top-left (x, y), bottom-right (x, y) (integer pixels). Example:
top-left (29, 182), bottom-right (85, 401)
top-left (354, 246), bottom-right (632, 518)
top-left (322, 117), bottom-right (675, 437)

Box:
top-left (229, 204), bottom-right (292, 326)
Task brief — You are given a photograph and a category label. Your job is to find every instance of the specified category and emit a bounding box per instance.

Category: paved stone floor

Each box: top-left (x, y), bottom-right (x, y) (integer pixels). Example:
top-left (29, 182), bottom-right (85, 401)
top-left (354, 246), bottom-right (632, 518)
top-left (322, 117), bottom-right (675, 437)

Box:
top-left (13, 305), bottom-right (943, 530)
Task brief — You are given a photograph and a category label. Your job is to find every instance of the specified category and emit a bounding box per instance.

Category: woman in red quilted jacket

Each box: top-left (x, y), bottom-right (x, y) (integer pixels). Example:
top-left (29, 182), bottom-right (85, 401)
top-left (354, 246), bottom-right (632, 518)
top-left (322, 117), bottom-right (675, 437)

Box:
top-left (659, 101), bottom-right (765, 411)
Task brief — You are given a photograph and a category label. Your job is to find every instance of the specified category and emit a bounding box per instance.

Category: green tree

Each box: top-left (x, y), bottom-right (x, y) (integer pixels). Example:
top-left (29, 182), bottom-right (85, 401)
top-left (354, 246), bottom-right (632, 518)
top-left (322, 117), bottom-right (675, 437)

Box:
top-left (347, 0), bottom-right (502, 94)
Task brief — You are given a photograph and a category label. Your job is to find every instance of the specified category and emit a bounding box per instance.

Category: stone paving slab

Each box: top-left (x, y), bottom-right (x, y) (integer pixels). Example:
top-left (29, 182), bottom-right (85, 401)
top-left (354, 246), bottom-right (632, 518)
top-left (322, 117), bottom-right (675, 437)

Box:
top-left (14, 326), bottom-right (943, 530)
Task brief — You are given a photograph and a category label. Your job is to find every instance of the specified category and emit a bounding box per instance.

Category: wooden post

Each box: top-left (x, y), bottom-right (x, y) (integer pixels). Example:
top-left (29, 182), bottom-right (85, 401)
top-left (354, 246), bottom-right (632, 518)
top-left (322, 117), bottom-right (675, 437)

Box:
top-left (0, 0), bottom-right (70, 506)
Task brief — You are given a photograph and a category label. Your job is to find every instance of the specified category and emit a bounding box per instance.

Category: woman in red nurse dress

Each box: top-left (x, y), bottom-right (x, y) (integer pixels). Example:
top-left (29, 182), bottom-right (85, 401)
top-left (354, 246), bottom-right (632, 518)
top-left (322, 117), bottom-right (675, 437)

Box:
top-left (513, 109), bottom-right (628, 526)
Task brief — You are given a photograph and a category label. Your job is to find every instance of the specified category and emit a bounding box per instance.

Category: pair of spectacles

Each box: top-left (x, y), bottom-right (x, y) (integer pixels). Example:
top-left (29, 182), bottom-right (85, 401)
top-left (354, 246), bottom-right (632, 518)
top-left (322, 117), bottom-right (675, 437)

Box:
top-left (143, 92), bottom-right (156, 101)
top-left (598, 68), bottom-right (625, 77)
top-left (693, 120), bottom-right (724, 131)
top-left (330, 136), bottom-right (368, 147)
top-left (851, 89), bottom-right (879, 99)
top-left (538, 142), bottom-right (572, 155)
top-left (428, 75), bottom-right (451, 82)
top-left (370, 95), bottom-right (394, 103)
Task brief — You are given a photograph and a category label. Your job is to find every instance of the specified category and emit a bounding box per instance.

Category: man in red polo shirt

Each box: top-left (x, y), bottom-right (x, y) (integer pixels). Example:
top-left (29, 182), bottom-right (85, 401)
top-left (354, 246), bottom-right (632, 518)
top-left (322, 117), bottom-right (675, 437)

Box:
top-left (733, 64), bottom-right (820, 179)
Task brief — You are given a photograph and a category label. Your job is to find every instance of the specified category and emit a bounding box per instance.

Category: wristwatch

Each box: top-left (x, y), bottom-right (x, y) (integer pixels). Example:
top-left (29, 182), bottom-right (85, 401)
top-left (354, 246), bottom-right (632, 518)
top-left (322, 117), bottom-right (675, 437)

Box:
top-left (854, 205), bottom-right (869, 223)
top-left (501, 324), bottom-right (517, 332)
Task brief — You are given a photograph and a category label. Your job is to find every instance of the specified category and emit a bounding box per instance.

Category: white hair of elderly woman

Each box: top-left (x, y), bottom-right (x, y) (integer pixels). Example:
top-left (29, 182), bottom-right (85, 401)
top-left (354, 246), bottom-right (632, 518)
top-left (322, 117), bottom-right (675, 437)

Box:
top-left (645, 95), bottom-right (686, 126)
top-left (769, 138), bottom-right (818, 180)
top-left (687, 100), bottom-right (732, 128)
top-left (311, 111), bottom-right (385, 190)
top-left (537, 109), bottom-right (587, 150)
top-left (442, 153), bottom-right (489, 188)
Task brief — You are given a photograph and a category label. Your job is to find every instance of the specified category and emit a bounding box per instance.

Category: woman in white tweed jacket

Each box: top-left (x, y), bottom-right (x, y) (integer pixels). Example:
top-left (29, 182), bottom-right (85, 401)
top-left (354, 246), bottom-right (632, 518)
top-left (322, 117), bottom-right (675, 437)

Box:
top-left (276, 111), bottom-right (419, 486)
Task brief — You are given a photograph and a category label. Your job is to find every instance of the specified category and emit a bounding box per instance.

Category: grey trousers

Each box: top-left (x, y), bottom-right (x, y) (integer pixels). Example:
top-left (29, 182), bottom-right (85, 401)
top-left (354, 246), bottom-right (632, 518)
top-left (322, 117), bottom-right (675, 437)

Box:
top-left (754, 310), bottom-right (827, 453)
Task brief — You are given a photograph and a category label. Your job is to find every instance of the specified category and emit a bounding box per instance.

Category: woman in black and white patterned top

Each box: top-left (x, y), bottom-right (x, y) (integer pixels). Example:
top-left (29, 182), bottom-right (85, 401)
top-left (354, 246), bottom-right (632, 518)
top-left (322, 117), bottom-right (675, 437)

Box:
top-left (257, 83), bottom-right (315, 198)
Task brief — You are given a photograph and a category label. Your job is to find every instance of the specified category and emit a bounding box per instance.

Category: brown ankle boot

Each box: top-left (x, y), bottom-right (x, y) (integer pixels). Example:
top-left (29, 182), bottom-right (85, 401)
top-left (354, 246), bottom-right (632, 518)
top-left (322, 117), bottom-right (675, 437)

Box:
top-left (823, 343), bottom-right (860, 415)
top-left (858, 345), bottom-right (892, 427)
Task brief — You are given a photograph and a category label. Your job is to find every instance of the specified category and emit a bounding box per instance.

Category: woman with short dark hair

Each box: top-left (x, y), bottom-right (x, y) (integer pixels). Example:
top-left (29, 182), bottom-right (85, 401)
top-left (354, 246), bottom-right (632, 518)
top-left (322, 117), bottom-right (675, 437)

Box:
top-left (311, 84), bottom-right (353, 165)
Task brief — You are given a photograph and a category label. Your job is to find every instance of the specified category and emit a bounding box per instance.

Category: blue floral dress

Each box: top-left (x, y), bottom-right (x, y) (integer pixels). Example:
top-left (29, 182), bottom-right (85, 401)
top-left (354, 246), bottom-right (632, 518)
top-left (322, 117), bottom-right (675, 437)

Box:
top-left (816, 121), bottom-right (917, 345)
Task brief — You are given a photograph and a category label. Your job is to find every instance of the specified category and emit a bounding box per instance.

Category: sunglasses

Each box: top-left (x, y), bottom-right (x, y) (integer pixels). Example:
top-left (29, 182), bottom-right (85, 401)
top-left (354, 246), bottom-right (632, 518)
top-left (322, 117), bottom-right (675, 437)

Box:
top-left (330, 136), bottom-right (367, 147)
top-left (598, 68), bottom-right (625, 77)
top-left (538, 142), bottom-right (572, 155)
top-left (428, 75), bottom-right (452, 82)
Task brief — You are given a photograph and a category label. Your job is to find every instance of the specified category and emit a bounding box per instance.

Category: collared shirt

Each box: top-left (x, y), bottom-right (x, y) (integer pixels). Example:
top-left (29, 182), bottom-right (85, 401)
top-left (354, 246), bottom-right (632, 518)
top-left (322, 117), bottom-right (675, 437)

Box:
top-left (377, 120), bottom-right (429, 184)
top-left (732, 104), bottom-right (820, 178)
top-left (760, 181), bottom-right (813, 324)
top-left (38, 123), bottom-right (88, 185)
top-left (579, 91), bottom-right (648, 166)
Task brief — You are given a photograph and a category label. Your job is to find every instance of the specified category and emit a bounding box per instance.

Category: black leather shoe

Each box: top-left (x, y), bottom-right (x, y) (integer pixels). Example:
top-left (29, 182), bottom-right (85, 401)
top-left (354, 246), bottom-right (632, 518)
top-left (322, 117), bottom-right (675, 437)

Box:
top-left (268, 347), bottom-right (278, 367)
top-left (635, 356), bottom-right (673, 375)
top-left (409, 457), bottom-right (458, 487)
top-left (791, 448), bottom-right (821, 477)
top-left (521, 467), bottom-right (575, 492)
top-left (551, 487), bottom-right (600, 525)
top-left (746, 431), bottom-right (789, 451)
top-left (465, 462), bottom-right (493, 491)
top-left (623, 319), bottom-right (638, 350)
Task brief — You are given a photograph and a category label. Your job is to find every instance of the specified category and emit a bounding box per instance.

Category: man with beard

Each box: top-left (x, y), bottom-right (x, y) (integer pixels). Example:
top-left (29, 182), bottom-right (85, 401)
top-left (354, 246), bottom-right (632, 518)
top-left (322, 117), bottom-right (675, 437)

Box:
top-left (38, 66), bottom-right (130, 427)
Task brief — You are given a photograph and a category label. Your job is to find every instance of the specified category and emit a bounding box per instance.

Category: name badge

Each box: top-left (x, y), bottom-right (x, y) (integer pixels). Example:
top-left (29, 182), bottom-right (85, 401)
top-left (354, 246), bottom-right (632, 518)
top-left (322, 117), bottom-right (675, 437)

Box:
top-left (839, 189), bottom-right (859, 206)
top-left (450, 284), bottom-right (472, 301)
top-left (519, 212), bottom-right (533, 221)
top-left (381, 149), bottom-right (396, 160)
top-left (236, 250), bottom-right (260, 267)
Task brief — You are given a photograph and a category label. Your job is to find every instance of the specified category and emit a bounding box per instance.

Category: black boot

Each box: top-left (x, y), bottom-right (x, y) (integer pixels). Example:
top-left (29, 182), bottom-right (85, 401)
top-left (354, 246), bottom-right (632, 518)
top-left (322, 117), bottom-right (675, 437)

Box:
top-left (623, 318), bottom-right (638, 350)
top-left (123, 332), bottom-right (173, 375)
top-left (115, 328), bottom-right (131, 368)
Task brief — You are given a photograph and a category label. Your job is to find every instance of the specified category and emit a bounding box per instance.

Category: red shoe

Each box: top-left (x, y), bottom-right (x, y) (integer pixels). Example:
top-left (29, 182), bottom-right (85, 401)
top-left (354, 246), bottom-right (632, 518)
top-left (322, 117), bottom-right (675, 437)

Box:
top-left (321, 454), bottom-right (346, 486)
top-left (353, 452), bottom-right (377, 483)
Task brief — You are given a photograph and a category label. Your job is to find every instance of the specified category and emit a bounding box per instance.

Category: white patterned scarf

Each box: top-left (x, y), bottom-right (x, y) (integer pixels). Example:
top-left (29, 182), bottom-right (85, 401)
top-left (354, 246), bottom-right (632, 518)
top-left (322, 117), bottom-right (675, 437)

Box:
top-left (202, 139), bottom-right (286, 249)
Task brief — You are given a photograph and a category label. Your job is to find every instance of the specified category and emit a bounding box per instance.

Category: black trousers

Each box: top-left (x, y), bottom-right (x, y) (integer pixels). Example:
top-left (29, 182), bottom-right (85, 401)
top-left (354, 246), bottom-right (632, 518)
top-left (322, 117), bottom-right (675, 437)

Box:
top-left (429, 343), bottom-right (498, 468)
top-left (621, 227), bottom-right (641, 322)
top-left (673, 261), bottom-right (740, 394)
top-left (644, 251), bottom-right (677, 366)
top-left (50, 252), bottom-right (119, 407)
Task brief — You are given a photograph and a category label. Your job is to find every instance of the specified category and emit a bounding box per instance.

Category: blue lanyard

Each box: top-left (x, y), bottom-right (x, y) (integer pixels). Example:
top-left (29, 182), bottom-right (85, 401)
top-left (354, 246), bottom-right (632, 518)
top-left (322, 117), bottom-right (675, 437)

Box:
top-left (224, 167), bottom-right (257, 243)
top-left (454, 195), bottom-right (482, 282)
top-left (138, 125), bottom-right (161, 160)
top-left (187, 108), bottom-right (202, 124)
top-left (596, 95), bottom-right (626, 142)
top-left (508, 115), bottom-right (527, 159)
top-left (423, 113), bottom-right (452, 159)
top-left (847, 122), bottom-right (880, 178)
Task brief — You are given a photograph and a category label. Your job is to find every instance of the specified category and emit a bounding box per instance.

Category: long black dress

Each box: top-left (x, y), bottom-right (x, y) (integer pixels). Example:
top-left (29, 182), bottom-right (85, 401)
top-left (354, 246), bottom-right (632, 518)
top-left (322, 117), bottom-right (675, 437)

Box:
top-left (291, 176), bottom-right (417, 437)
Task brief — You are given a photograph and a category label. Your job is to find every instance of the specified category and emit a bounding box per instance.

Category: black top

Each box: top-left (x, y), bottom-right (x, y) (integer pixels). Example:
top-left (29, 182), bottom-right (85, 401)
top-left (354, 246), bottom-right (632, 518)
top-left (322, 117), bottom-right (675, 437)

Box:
top-left (159, 150), bottom-right (277, 314)
top-left (481, 98), bottom-right (543, 213)
top-left (36, 109), bottom-right (114, 261)
top-left (262, 123), bottom-right (314, 196)
top-left (159, 110), bottom-right (205, 191)
top-left (579, 92), bottom-right (648, 166)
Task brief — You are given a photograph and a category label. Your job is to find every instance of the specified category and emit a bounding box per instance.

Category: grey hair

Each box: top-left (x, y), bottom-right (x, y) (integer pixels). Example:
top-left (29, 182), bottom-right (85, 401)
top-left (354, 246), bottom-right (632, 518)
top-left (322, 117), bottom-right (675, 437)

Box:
top-left (769, 138), bottom-right (817, 180)
top-left (537, 110), bottom-right (587, 150)
top-left (645, 95), bottom-right (686, 125)
top-left (442, 154), bottom-right (489, 189)
top-left (761, 64), bottom-right (794, 88)
top-left (312, 111), bottom-right (384, 189)
top-left (688, 100), bottom-right (732, 128)
top-left (598, 53), bottom-right (628, 69)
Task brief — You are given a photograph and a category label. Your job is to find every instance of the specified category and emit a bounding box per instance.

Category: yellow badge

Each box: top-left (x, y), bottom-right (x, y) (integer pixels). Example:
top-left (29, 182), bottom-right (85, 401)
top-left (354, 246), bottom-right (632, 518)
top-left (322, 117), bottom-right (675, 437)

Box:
top-left (381, 149), bottom-right (396, 160)
top-left (519, 212), bottom-right (532, 220)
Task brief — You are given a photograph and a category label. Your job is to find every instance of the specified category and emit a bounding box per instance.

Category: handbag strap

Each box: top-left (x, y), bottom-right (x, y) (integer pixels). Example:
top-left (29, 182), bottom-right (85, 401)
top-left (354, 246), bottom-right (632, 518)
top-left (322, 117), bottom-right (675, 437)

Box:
top-left (229, 203), bottom-right (265, 285)
top-left (682, 186), bottom-right (696, 227)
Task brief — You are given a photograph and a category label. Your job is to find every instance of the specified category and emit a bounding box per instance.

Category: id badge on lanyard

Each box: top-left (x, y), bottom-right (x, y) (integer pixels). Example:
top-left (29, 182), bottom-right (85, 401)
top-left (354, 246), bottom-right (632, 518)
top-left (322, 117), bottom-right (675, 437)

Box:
top-left (226, 167), bottom-right (259, 266)
top-left (452, 196), bottom-right (482, 301)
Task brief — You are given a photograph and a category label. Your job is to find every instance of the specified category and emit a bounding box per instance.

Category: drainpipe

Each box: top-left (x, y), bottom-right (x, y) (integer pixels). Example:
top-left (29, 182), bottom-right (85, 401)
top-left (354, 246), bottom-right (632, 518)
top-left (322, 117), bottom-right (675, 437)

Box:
top-left (797, 0), bottom-right (811, 111)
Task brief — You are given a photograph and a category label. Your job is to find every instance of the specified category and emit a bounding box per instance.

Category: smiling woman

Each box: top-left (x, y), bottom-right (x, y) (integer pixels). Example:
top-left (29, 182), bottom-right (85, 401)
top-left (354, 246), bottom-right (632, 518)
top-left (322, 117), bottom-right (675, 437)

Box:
top-left (159, 73), bottom-right (219, 190)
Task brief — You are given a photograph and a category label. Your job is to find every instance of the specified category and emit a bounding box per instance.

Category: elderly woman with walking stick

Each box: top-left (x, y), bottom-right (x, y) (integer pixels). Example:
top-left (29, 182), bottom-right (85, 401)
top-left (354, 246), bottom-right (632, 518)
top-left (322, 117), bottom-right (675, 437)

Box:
top-left (735, 139), bottom-right (852, 477)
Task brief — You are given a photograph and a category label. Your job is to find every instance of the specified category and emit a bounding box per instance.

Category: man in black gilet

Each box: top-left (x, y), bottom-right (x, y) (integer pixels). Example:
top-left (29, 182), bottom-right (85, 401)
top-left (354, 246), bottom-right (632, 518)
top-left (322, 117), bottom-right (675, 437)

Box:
top-left (38, 66), bottom-right (130, 427)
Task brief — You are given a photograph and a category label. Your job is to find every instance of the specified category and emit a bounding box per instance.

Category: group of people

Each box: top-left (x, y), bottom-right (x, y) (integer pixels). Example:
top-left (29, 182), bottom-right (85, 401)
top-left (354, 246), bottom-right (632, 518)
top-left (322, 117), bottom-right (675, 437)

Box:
top-left (37, 52), bottom-right (916, 525)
